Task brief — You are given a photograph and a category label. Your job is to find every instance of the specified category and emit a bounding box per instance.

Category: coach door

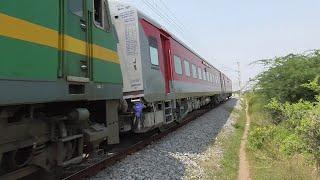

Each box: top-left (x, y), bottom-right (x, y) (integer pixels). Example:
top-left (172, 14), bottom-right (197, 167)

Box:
top-left (161, 34), bottom-right (172, 94)
top-left (64, 0), bottom-right (89, 83)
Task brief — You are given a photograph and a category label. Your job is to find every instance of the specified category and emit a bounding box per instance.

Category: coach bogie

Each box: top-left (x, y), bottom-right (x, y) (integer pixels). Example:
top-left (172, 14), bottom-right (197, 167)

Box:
top-left (130, 100), bottom-right (165, 133)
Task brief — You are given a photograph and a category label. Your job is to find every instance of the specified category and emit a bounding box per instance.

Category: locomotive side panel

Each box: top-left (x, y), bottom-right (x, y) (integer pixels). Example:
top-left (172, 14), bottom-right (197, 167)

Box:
top-left (0, 1), bottom-right (64, 105)
top-left (0, 0), bottom-right (59, 81)
top-left (89, 0), bottom-right (123, 100)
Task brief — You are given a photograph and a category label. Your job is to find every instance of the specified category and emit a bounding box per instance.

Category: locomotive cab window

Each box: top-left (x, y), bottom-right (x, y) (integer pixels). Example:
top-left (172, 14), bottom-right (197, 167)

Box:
top-left (184, 60), bottom-right (191, 77)
top-left (148, 37), bottom-right (159, 66)
top-left (94, 0), bottom-right (103, 27)
top-left (69, 0), bottom-right (83, 17)
top-left (174, 55), bottom-right (182, 75)
top-left (94, 0), bottom-right (111, 31)
top-left (103, 0), bottom-right (111, 31)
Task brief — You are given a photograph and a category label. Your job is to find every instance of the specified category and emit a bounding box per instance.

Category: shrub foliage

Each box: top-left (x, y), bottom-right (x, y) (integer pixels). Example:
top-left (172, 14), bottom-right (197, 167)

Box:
top-left (248, 50), bottom-right (320, 170)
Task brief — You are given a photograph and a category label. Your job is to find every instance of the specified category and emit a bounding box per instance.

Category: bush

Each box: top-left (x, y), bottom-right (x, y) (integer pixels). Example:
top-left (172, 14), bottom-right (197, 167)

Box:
top-left (249, 78), bottom-right (320, 169)
top-left (249, 51), bottom-right (320, 171)
top-left (298, 103), bottom-right (320, 169)
top-left (248, 126), bottom-right (274, 150)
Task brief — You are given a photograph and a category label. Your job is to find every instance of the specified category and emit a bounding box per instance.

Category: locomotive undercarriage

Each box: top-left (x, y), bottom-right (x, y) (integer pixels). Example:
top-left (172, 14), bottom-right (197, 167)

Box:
top-left (0, 100), bottom-right (120, 178)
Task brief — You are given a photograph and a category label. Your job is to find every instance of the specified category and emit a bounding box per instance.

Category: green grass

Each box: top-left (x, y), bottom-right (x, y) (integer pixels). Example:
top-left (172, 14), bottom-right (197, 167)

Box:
top-left (203, 100), bottom-right (247, 180)
top-left (246, 93), bottom-right (318, 180)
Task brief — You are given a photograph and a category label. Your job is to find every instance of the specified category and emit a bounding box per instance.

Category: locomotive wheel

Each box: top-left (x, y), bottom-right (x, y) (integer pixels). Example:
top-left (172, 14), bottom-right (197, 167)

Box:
top-left (2, 146), bottom-right (33, 171)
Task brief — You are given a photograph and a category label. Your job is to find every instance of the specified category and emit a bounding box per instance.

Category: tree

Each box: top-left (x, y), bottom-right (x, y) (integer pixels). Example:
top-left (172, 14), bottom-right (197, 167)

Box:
top-left (255, 50), bottom-right (320, 103)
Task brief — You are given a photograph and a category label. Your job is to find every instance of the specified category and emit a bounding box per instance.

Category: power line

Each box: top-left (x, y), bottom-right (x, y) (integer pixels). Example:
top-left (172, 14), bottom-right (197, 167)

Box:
top-left (157, 0), bottom-right (190, 33)
top-left (141, 0), bottom-right (184, 33)
top-left (139, 0), bottom-right (192, 44)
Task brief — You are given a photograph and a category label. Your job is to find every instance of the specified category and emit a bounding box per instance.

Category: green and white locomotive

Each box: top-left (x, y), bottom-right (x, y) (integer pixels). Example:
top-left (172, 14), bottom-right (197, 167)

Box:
top-left (0, 0), bottom-right (122, 177)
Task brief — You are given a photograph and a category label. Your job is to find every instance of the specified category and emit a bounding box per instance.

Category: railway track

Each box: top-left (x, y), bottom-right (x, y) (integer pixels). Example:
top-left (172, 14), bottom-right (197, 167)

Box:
top-left (61, 103), bottom-right (219, 180)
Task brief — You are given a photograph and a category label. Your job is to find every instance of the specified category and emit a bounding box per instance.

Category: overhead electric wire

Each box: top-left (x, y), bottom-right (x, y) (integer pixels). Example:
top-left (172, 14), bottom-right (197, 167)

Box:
top-left (141, 0), bottom-right (185, 35)
top-left (139, 0), bottom-right (194, 46)
top-left (157, 0), bottom-right (191, 34)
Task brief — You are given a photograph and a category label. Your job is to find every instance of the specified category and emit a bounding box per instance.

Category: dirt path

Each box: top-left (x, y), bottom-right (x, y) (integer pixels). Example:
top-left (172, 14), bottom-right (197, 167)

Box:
top-left (238, 100), bottom-right (251, 180)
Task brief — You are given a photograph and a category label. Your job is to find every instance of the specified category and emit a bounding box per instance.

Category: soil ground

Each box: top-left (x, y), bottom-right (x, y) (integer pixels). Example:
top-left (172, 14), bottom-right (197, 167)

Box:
top-left (238, 100), bottom-right (251, 180)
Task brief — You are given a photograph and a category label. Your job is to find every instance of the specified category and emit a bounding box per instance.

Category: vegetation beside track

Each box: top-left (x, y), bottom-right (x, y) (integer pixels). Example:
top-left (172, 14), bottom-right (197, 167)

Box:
top-left (246, 51), bottom-right (320, 179)
top-left (215, 103), bottom-right (246, 180)
top-left (198, 99), bottom-right (246, 180)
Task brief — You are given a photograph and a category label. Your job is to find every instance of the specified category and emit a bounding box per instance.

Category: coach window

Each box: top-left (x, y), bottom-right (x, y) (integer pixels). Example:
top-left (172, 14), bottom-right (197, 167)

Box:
top-left (184, 60), bottom-right (191, 77)
top-left (203, 70), bottom-right (207, 81)
top-left (69, 0), bottom-right (83, 17)
top-left (174, 55), bottom-right (183, 75)
top-left (198, 67), bottom-right (202, 80)
top-left (148, 37), bottom-right (159, 66)
top-left (192, 64), bottom-right (197, 78)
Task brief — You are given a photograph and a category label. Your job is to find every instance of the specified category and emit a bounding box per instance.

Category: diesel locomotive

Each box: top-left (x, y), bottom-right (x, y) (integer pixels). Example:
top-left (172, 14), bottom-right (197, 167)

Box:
top-left (0, 0), bottom-right (232, 178)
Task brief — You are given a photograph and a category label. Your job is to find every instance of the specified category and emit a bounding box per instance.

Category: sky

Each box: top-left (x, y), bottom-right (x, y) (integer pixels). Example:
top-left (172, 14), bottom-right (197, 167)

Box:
top-left (115, 0), bottom-right (320, 90)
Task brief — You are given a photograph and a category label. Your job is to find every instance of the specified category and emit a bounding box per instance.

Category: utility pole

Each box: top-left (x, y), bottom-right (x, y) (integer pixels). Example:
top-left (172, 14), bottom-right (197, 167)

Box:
top-left (237, 62), bottom-right (242, 96)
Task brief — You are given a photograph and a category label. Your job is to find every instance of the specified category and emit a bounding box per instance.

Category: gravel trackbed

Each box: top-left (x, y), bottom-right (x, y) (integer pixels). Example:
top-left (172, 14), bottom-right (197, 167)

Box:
top-left (91, 98), bottom-right (240, 180)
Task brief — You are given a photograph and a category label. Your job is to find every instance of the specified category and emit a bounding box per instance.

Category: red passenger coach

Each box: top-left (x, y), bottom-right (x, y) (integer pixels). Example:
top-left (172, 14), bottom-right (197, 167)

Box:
top-left (139, 19), bottom-right (225, 99)
top-left (110, 1), bottom-right (232, 133)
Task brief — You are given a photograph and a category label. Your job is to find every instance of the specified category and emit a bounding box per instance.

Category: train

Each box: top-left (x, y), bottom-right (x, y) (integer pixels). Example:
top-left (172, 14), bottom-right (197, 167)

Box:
top-left (0, 0), bottom-right (232, 178)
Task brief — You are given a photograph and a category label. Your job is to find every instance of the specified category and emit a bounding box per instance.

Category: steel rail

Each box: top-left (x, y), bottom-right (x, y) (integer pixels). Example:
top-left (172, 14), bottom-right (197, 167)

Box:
top-left (62, 105), bottom-right (215, 180)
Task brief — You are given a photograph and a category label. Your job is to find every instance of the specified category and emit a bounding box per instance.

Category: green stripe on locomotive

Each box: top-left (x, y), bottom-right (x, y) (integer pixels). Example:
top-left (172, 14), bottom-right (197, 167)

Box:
top-left (0, 0), bottom-right (59, 31)
top-left (0, 0), bottom-right (59, 81)
top-left (0, 36), bottom-right (58, 81)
